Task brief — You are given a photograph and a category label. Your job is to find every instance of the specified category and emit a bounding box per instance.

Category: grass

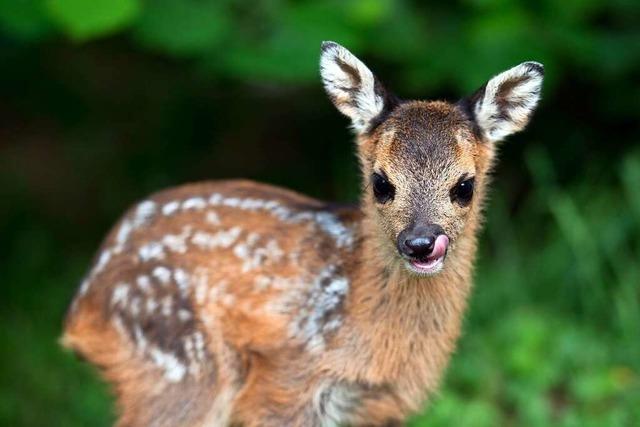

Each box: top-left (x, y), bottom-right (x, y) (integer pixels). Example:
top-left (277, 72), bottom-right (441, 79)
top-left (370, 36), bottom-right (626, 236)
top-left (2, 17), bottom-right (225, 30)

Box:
top-left (1, 147), bottom-right (638, 426)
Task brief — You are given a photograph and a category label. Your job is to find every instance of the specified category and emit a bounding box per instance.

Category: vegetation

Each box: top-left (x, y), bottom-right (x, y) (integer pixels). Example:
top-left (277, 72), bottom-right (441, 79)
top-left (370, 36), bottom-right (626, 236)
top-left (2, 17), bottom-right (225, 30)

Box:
top-left (0, 0), bottom-right (638, 425)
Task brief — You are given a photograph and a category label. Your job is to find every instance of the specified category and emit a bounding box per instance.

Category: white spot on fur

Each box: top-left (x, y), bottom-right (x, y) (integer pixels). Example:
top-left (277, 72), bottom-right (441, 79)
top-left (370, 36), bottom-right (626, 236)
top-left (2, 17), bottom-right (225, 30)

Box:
top-left (183, 336), bottom-right (199, 375)
top-left (134, 200), bottom-right (156, 225)
top-left (193, 331), bottom-right (206, 361)
top-left (111, 283), bottom-right (129, 308)
top-left (233, 233), bottom-right (284, 272)
top-left (162, 200), bottom-right (180, 216)
top-left (191, 227), bottom-right (242, 250)
top-left (264, 200), bottom-right (278, 210)
top-left (222, 197), bottom-right (241, 208)
top-left (265, 238), bottom-right (284, 257)
top-left (152, 266), bottom-right (172, 284)
top-left (181, 331), bottom-right (207, 377)
top-left (208, 193), bottom-right (223, 206)
top-left (206, 211), bottom-right (221, 225)
top-left (158, 192), bottom-right (354, 249)
top-left (182, 197), bottom-right (207, 211)
top-left (129, 297), bottom-right (141, 316)
top-left (94, 250), bottom-right (112, 274)
top-left (146, 298), bottom-right (158, 314)
top-left (115, 220), bottom-right (133, 247)
top-left (74, 189), bottom-right (354, 310)
top-left (289, 266), bottom-right (349, 351)
top-left (162, 226), bottom-right (192, 253)
top-left (239, 198), bottom-right (265, 210)
top-left (139, 241), bottom-right (165, 262)
top-left (195, 276), bottom-right (208, 304)
top-left (78, 279), bottom-right (90, 296)
top-left (161, 295), bottom-right (173, 316)
top-left (323, 318), bottom-right (343, 333)
top-left (112, 314), bottom-right (127, 338)
top-left (136, 275), bottom-right (152, 293)
top-left (313, 212), bottom-right (354, 248)
top-left (174, 268), bottom-right (190, 296)
top-left (113, 200), bottom-right (156, 257)
top-left (206, 280), bottom-right (230, 304)
top-left (81, 200), bottom-right (160, 282)
top-left (178, 309), bottom-right (192, 321)
top-left (149, 346), bottom-right (186, 382)
top-left (133, 325), bottom-right (148, 353)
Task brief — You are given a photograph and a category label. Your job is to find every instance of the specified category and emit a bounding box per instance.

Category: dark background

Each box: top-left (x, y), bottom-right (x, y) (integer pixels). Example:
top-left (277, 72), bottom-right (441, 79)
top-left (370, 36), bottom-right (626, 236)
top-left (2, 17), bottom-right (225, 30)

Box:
top-left (1, 1), bottom-right (639, 425)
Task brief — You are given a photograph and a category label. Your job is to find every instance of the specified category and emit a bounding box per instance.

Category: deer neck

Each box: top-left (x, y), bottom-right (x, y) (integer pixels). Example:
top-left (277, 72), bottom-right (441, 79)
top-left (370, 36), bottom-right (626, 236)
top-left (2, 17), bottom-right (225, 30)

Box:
top-left (339, 209), bottom-right (478, 387)
top-left (350, 209), bottom-right (477, 318)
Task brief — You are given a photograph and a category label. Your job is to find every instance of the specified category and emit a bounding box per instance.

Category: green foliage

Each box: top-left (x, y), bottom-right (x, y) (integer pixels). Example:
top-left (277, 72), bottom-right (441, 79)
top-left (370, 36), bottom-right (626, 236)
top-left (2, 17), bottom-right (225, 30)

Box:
top-left (46, 0), bottom-right (140, 40)
top-left (0, 0), bottom-right (51, 40)
top-left (133, 0), bottom-right (229, 56)
top-left (0, 0), bottom-right (637, 91)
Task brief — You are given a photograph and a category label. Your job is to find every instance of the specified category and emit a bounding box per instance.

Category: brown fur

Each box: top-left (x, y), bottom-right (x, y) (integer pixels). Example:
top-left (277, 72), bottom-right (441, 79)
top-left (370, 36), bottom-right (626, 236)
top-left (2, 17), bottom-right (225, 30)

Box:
top-left (63, 101), bottom-right (491, 426)
top-left (63, 44), bottom-right (542, 426)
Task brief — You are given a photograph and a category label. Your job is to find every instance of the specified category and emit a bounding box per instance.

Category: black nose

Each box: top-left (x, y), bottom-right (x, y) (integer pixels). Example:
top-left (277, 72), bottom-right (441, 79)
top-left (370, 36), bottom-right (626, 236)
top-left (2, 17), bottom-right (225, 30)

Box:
top-left (397, 224), bottom-right (445, 258)
top-left (404, 236), bottom-right (435, 257)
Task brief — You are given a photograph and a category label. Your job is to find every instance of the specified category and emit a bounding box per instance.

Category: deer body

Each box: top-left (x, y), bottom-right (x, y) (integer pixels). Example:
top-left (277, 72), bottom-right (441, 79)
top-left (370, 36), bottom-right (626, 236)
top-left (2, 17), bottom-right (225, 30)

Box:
top-left (64, 42), bottom-right (543, 426)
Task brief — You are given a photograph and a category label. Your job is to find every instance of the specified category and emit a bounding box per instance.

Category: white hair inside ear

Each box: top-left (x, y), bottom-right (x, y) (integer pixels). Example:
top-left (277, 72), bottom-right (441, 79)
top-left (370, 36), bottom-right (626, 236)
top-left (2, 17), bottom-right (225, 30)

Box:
top-left (320, 41), bottom-right (386, 133)
top-left (472, 62), bottom-right (544, 143)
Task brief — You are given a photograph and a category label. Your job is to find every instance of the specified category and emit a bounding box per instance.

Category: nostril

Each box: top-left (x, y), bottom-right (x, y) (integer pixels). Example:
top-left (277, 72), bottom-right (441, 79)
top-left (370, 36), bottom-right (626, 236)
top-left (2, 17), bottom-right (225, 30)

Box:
top-left (397, 224), bottom-right (447, 259)
top-left (404, 236), bottom-right (435, 257)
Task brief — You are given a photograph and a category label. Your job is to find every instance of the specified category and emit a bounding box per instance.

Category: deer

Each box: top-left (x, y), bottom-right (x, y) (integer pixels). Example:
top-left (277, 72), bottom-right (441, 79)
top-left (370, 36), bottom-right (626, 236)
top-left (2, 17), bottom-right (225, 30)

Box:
top-left (62, 41), bottom-right (544, 426)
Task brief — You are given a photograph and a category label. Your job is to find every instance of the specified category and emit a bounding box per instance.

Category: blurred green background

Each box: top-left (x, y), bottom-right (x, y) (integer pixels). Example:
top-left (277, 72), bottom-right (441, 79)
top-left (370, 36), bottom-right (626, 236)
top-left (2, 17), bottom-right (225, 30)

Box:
top-left (1, 0), bottom-right (639, 426)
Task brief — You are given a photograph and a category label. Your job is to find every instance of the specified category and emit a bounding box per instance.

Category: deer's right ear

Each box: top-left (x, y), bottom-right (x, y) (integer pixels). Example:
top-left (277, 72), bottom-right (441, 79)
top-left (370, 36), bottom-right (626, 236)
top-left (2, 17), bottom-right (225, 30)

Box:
top-left (320, 41), bottom-right (395, 134)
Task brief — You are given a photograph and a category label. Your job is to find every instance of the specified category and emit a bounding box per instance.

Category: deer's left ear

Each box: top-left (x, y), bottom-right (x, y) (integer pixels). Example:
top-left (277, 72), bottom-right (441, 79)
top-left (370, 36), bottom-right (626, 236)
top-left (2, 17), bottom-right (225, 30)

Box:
top-left (320, 41), bottom-right (396, 134)
top-left (462, 62), bottom-right (544, 143)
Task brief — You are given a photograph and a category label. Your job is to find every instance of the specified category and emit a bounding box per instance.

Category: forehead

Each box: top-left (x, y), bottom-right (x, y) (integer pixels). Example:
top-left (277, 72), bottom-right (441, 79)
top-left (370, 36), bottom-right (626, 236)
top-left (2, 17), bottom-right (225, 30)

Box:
top-left (376, 101), bottom-right (476, 173)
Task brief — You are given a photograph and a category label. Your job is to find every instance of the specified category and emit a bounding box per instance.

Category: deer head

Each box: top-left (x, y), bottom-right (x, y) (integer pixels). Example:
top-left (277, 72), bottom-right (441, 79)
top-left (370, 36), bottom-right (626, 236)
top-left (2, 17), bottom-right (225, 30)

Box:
top-left (320, 41), bottom-right (543, 275)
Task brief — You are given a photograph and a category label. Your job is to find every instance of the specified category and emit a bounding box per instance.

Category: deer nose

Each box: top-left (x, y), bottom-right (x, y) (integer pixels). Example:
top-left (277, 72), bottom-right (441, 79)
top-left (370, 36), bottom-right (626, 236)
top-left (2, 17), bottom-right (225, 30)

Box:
top-left (404, 236), bottom-right (435, 257)
top-left (397, 224), bottom-right (445, 259)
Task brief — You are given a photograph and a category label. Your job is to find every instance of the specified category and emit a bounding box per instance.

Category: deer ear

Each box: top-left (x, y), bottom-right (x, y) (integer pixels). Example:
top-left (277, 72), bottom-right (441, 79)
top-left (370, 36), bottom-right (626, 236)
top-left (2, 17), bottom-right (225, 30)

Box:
top-left (463, 62), bottom-right (544, 143)
top-left (320, 41), bottom-right (395, 134)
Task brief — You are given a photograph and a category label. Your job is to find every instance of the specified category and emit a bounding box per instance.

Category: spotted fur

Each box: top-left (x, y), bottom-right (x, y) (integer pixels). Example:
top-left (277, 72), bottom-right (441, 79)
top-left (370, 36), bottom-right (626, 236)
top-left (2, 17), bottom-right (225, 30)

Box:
top-left (62, 42), bottom-right (543, 426)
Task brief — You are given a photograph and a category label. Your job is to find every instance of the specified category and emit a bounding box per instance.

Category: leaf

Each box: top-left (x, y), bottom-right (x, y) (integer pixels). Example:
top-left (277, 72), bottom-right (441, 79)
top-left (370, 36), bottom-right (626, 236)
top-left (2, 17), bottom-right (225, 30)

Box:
top-left (46, 0), bottom-right (139, 40)
top-left (0, 0), bottom-right (52, 41)
top-left (133, 0), bottom-right (229, 56)
top-left (218, 1), bottom-right (364, 83)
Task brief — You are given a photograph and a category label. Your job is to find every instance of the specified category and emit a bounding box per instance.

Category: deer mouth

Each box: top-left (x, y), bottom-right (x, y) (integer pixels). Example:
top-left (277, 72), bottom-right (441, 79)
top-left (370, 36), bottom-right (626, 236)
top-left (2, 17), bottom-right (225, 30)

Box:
top-left (405, 235), bottom-right (449, 275)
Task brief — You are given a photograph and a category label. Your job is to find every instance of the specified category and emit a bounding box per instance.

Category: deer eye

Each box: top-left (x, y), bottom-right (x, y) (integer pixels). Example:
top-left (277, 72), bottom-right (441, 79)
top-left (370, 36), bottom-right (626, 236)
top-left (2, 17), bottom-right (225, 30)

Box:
top-left (451, 176), bottom-right (474, 206)
top-left (371, 172), bottom-right (395, 204)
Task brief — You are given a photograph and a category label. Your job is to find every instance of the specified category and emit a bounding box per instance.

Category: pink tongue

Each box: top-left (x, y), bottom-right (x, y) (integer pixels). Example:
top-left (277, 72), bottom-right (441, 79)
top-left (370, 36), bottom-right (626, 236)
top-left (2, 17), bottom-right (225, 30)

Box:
top-left (427, 235), bottom-right (449, 260)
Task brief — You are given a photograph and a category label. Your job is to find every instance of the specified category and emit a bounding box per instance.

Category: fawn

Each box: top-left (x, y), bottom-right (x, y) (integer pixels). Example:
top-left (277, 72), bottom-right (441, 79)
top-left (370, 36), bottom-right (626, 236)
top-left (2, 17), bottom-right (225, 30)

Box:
top-left (63, 41), bottom-right (543, 426)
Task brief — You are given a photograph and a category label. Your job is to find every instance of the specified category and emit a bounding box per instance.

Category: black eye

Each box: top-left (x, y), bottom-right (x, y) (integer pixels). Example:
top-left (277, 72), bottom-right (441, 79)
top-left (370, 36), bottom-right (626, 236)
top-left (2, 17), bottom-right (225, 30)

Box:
top-left (451, 177), bottom-right (474, 206)
top-left (371, 172), bottom-right (395, 204)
